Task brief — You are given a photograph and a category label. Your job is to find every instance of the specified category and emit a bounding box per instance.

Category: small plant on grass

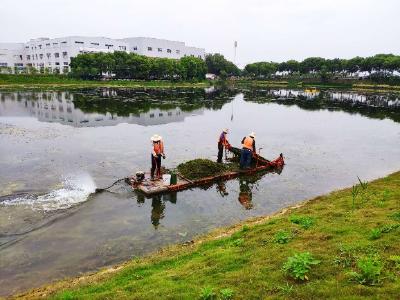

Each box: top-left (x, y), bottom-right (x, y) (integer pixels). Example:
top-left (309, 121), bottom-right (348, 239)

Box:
top-left (389, 255), bottom-right (400, 269)
top-left (241, 225), bottom-right (250, 232)
top-left (348, 255), bottom-right (383, 285)
top-left (273, 230), bottom-right (292, 244)
top-left (199, 287), bottom-right (217, 300)
top-left (351, 184), bottom-right (359, 210)
top-left (219, 288), bottom-right (234, 300)
top-left (289, 215), bottom-right (315, 229)
top-left (278, 282), bottom-right (294, 295)
top-left (357, 176), bottom-right (369, 203)
top-left (231, 238), bottom-right (244, 247)
top-left (369, 228), bottom-right (382, 240)
top-left (283, 252), bottom-right (321, 281)
top-left (389, 211), bottom-right (400, 222)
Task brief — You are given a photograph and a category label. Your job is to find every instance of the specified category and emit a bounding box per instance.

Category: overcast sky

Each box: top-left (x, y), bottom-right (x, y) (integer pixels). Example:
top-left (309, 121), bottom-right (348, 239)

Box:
top-left (1, 0), bottom-right (399, 67)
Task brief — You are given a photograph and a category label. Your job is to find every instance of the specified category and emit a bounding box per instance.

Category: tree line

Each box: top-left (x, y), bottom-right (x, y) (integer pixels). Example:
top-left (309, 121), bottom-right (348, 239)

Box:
top-left (70, 51), bottom-right (207, 80)
top-left (244, 54), bottom-right (400, 78)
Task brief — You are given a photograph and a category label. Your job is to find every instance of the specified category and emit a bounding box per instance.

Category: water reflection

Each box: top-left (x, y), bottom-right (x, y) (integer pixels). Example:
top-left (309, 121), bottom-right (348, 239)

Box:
top-left (244, 88), bottom-right (400, 123)
top-left (0, 88), bottom-right (236, 127)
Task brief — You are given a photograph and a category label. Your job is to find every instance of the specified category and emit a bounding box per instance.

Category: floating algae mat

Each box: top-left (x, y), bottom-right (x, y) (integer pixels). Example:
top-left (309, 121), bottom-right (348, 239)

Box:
top-left (176, 159), bottom-right (238, 180)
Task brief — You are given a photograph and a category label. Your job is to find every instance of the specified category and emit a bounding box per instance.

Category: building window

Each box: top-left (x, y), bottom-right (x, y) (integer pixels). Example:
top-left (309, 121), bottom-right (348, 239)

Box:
top-left (25, 46), bottom-right (29, 49)
top-left (39, 54), bottom-right (43, 59)
top-left (19, 55), bottom-right (23, 60)
top-left (54, 53), bottom-right (60, 58)
top-left (198, 55), bottom-right (202, 58)
top-left (158, 48), bottom-right (162, 52)
top-left (35, 54), bottom-right (38, 59)
top-left (90, 42), bottom-right (99, 46)
top-left (0, 63), bottom-right (7, 67)
top-left (63, 62), bottom-right (68, 65)
top-left (26, 55), bottom-right (30, 60)
top-left (75, 41), bottom-right (84, 44)
top-left (176, 49), bottom-right (180, 54)
top-left (62, 51), bottom-right (68, 57)
top-left (47, 53), bottom-right (51, 58)
top-left (53, 42), bottom-right (58, 46)
top-left (55, 62), bottom-right (60, 66)
top-left (38, 45), bottom-right (42, 49)
top-left (147, 47), bottom-right (152, 51)
top-left (118, 46), bottom-right (126, 50)
top-left (61, 41), bottom-right (67, 44)
top-left (159, 113), bottom-right (163, 117)
top-left (149, 113), bottom-right (154, 118)
top-left (167, 49), bottom-right (172, 53)
top-left (46, 43), bottom-right (50, 46)
top-left (133, 46), bottom-right (138, 51)
top-left (105, 44), bottom-right (113, 49)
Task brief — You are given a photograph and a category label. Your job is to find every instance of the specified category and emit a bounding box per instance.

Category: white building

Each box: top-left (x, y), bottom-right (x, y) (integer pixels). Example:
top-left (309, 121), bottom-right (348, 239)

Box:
top-left (0, 36), bottom-right (205, 74)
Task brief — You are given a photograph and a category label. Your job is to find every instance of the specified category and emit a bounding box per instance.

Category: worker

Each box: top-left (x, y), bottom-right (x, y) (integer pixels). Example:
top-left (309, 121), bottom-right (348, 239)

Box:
top-left (240, 132), bottom-right (256, 169)
top-left (150, 134), bottom-right (165, 180)
top-left (217, 128), bottom-right (229, 163)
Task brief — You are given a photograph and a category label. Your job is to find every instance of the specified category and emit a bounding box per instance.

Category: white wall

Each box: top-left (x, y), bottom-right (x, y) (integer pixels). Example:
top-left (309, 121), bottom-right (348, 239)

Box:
top-left (0, 36), bottom-right (206, 74)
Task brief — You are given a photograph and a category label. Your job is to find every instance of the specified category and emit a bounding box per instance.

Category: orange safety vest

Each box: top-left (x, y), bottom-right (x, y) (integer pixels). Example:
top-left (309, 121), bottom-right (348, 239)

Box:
top-left (153, 141), bottom-right (164, 155)
top-left (242, 136), bottom-right (254, 150)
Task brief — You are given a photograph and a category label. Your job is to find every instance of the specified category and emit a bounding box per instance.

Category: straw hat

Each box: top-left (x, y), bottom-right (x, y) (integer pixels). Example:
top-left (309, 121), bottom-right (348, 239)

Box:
top-left (249, 132), bottom-right (256, 138)
top-left (150, 134), bottom-right (162, 142)
top-left (223, 128), bottom-right (229, 133)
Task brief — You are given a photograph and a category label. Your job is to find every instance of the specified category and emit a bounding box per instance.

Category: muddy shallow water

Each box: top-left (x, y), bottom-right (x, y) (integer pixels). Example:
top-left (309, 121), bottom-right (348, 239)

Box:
top-left (0, 87), bottom-right (399, 296)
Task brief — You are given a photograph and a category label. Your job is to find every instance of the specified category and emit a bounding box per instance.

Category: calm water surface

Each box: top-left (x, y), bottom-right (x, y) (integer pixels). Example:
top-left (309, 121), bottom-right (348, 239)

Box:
top-left (0, 87), bottom-right (399, 296)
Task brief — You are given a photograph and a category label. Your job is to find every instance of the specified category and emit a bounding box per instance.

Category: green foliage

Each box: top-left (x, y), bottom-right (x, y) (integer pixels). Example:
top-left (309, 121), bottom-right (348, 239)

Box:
top-left (288, 214), bottom-right (315, 229)
top-left (273, 230), bottom-right (292, 244)
top-left (244, 53), bottom-right (400, 79)
top-left (278, 282), bottom-right (294, 295)
top-left (389, 211), bottom-right (400, 222)
top-left (283, 252), bottom-right (321, 281)
top-left (388, 255), bottom-right (400, 269)
top-left (348, 256), bottom-right (383, 285)
top-left (205, 53), bottom-right (240, 76)
top-left (199, 287), bottom-right (217, 300)
top-left (219, 288), bottom-right (234, 300)
top-left (369, 228), bottom-right (382, 240)
top-left (70, 51), bottom-right (207, 80)
top-left (230, 238), bottom-right (244, 247)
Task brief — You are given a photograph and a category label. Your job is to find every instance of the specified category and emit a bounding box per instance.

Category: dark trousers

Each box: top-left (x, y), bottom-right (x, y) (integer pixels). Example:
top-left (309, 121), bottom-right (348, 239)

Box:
top-left (240, 148), bottom-right (252, 169)
top-left (151, 154), bottom-right (162, 178)
top-left (217, 143), bottom-right (224, 163)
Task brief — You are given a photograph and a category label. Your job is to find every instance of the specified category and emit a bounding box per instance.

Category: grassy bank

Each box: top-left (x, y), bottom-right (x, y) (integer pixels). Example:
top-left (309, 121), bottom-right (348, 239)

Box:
top-left (0, 74), bottom-right (210, 89)
top-left (233, 79), bottom-right (400, 91)
top-left (15, 172), bottom-right (400, 299)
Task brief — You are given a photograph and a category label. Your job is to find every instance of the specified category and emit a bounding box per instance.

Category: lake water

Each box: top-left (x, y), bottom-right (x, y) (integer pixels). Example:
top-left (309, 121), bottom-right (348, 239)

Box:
top-left (0, 87), bottom-right (399, 296)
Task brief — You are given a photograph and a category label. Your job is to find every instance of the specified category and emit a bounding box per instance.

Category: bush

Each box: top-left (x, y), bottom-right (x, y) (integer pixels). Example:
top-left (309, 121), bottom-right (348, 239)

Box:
top-left (369, 228), bottom-right (382, 240)
top-left (220, 288), bottom-right (234, 300)
top-left (273, 230), bottom-right (292, 244)
top-left (288, 215), bottom-right (315, 229)
top-left (283, 252), bottom-right (320, 281)
top-left (199, 287), bottom-right (217, 300)
top-left (348, 255), bottom-right (383, 285)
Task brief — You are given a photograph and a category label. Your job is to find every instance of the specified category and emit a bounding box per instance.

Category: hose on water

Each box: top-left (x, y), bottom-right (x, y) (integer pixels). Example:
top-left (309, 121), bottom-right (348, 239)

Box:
top-left (95, 177), bottom-right (130, 193)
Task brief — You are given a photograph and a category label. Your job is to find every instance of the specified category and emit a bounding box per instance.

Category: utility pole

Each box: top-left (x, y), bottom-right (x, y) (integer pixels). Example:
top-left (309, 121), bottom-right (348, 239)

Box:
top-left (233, 41), bottom-right (237, 65)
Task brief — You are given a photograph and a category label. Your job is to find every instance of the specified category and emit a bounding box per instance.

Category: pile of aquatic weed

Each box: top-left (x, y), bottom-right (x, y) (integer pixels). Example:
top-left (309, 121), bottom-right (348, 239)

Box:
top-left (176, 159), bottom-right (235, 180)
top-left (16, 171), bottom-right (400, 299)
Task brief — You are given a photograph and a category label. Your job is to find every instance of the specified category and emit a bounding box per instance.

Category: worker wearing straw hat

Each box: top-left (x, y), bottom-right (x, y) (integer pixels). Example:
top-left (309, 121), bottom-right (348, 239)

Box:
top-left (217, 128), bottom-right (229, 163)
top-left (240, 132), bottom-right (256, 169)
top-left (150, 134), bottom-right (165, 180)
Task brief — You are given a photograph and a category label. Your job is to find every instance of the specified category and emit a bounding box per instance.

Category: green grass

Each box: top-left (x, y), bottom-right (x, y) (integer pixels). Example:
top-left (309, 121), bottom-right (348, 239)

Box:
top-left (18, 172), bottom-right (400, 299)
top-left (0, 74), bottom-right (210, 89)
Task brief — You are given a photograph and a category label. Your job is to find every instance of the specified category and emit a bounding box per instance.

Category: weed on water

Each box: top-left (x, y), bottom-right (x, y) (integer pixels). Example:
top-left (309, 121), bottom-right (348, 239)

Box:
top-left (348, 255), bottom-right (384, 286)
top-left (273, 230), bottom-right (293, 244)
top-left (289, 215), bottom-right (315, 229)
top-left (283, 252), bottom-right (321, 281)
top-left (219, 288), bottom-right (234, 300)
top-left (199, 287), bottom-right (217, 300)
